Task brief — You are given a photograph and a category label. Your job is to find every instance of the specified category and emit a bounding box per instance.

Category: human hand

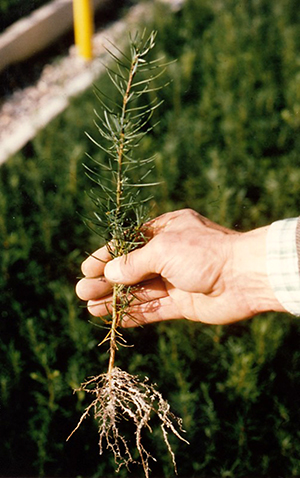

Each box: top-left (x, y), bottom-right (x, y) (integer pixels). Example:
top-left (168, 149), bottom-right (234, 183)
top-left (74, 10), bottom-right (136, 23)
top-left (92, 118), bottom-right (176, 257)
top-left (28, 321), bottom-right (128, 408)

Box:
top-left (76, 209), bottom-right (285, 326)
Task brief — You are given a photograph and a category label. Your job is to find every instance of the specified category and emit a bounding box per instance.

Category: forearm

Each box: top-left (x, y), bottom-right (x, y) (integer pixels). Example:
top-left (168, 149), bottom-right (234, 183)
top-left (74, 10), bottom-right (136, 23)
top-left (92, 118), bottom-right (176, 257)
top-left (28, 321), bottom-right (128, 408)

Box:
top-left (232, 218), bottom-right (300, 318)
top-left (266, 217), bottom-right (300, 316)
top-left (297, 218), bottom-right (300, 275)
top-left (230, 226), bottom-right (286, 317)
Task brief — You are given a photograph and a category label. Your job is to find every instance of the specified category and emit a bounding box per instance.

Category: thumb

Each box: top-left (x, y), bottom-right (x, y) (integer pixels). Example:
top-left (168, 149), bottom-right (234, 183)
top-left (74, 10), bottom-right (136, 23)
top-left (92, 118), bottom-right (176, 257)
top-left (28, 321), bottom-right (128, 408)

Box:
top-left (104, 244), bottom-right (155, 285)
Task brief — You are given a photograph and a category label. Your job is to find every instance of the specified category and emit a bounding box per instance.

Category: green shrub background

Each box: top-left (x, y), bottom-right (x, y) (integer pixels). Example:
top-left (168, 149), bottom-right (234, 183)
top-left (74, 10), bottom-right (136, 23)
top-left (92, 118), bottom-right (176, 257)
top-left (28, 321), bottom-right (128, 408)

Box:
top-left (1, 0), bottom-right (300, 476)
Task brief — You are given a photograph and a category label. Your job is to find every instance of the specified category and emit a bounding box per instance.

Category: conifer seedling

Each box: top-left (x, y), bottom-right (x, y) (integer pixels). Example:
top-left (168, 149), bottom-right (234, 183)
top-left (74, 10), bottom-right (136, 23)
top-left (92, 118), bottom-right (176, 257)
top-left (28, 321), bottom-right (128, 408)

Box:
top-left (67, 31), bottom-right (188, 477)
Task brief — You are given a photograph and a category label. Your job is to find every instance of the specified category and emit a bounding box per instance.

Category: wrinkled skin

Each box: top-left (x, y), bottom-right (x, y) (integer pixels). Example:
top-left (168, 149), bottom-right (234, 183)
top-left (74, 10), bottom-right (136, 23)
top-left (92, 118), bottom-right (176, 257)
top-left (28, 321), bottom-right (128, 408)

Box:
top-left (76, 209), bottom-right (285, 326)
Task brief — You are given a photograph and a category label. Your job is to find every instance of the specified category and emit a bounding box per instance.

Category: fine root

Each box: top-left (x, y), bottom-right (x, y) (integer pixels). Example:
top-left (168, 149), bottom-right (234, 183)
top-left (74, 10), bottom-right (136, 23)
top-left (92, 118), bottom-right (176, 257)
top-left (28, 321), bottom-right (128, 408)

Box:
top-left (67, 367), bottom-right (188, 478)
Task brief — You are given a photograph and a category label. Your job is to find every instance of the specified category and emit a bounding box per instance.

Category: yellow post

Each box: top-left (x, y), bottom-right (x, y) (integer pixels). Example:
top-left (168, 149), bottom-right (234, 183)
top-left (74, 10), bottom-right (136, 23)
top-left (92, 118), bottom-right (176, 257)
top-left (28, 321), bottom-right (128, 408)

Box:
top-left (73, 0), bottom-right (94, 60)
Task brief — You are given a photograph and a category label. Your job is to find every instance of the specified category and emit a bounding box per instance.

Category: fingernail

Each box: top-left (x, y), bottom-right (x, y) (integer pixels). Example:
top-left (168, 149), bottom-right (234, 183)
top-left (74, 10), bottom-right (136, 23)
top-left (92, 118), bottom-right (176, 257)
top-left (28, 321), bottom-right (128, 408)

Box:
top-left (81, 259), bottom-right (89, 276)
top-left (105, 257), bottom-right (122, 282)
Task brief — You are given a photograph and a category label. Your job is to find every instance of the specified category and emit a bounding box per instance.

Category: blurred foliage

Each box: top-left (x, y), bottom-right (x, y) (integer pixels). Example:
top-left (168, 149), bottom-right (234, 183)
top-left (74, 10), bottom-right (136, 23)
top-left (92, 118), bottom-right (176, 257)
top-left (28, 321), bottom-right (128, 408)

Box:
top-left (1, 0), bottom-right (300, 476)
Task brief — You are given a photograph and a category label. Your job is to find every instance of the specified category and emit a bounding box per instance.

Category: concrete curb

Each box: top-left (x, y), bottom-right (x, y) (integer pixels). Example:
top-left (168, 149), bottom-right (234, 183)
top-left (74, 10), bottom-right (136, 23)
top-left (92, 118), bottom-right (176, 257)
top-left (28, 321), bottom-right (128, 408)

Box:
top-left (0, 2), bottom-right (159, 164)
top-left (0, 0), bottom-right (105, 73)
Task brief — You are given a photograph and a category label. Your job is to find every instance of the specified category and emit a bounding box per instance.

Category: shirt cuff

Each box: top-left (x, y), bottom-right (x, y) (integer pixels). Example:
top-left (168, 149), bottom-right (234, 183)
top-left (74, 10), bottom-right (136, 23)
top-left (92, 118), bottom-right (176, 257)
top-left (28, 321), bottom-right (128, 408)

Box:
top-left (266, 217), bottom-right (300, 316)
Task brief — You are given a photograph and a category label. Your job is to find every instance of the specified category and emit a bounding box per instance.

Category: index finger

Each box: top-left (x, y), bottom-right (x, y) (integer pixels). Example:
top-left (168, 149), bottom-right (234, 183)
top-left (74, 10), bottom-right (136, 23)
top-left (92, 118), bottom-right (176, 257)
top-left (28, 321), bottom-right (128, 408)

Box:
top-left (81, 212), bottom-right (175, 278)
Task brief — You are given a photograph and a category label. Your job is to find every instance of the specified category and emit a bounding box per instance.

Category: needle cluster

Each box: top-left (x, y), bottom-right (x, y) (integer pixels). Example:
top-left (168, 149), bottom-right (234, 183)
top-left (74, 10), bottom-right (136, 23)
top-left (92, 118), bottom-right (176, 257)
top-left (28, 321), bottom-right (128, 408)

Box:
top-left (68, 31), bottom-right (188, 477)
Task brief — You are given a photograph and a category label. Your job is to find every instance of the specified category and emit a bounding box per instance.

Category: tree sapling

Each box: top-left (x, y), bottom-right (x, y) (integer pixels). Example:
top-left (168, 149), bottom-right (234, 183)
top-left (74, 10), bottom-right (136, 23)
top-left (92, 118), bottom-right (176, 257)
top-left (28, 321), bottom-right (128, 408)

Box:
top-left (67, 31), bottom-right (188, 478)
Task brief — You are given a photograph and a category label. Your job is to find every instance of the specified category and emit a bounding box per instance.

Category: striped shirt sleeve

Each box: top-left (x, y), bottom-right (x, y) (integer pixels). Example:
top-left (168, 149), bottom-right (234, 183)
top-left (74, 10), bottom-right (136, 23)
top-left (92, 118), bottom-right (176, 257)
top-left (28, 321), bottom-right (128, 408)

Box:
top-left (266, 217), bottom-right (300, 316)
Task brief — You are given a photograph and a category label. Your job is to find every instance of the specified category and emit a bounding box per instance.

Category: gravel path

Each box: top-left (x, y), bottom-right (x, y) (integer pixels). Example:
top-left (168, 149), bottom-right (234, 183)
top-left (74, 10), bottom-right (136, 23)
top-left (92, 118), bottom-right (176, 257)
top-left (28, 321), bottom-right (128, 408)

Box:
top-left (0, 2), bottom-right (156, 164)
